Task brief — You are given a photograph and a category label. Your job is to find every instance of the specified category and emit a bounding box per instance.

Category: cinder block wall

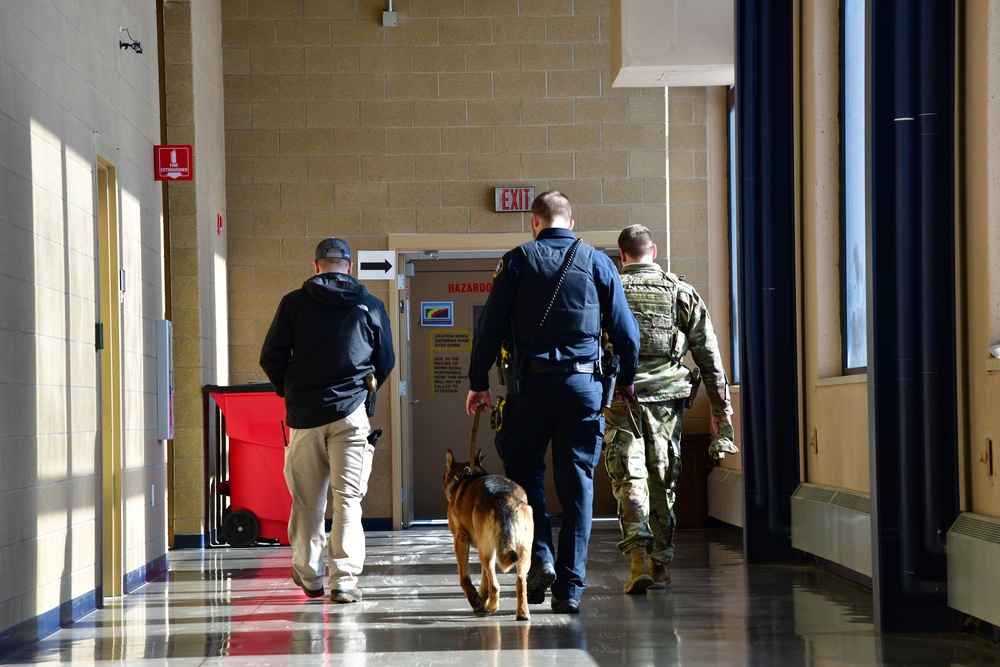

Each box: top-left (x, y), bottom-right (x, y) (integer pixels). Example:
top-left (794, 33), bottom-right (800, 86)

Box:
top-left (667, 86), bottom-right (710, 295)
top-left (163, 0), bottom-right (231, 547)
top-left (0, 0), bottom-right (164, 640)
top-left (219, 1), bottom-right (714, 520)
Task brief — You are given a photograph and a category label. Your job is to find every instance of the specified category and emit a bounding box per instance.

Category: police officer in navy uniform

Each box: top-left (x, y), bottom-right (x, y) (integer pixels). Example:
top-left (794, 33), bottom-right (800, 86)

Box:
top-left (466, 190), bottom-right (640, 614)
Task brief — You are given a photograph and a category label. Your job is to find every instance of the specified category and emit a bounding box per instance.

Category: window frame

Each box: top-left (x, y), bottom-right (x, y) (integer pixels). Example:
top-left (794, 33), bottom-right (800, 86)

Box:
top-left (726, 85), bottom-right (741, 384)
top-left (840, 0), bottom-right (868, 374)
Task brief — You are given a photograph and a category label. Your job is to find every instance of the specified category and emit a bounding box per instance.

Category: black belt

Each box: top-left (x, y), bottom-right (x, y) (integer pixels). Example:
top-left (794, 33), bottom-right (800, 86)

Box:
top-left (522, 359), bottom-right (600, 375)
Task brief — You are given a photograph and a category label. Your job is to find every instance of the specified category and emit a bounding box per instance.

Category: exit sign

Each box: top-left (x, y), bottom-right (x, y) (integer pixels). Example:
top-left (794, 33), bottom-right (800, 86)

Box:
top-left (494, 186), bottom-right (535, 212)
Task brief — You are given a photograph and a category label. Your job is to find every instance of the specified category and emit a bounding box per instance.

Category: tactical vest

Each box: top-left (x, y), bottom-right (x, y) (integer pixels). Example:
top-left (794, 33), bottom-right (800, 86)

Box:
top-left (511, 241), bottom-right (600, 354)
top-left (620, 269), bottom-right (684, 361)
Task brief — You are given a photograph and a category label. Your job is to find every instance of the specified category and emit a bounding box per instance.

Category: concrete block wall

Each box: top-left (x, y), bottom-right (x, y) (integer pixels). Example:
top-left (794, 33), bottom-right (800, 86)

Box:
top-left (218, 0), bottom-right (714, 520)
top-left (0, 0), bottom-right (165, 644)
top-left (162, 0), bottom-right (231, 547)
top-left (667, 86), bottom-right (710, 296)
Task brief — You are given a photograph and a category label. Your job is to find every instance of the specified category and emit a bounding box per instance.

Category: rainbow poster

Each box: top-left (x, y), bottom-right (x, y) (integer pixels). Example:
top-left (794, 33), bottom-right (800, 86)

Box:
top-left (421, 301), bottom-right (453, 327)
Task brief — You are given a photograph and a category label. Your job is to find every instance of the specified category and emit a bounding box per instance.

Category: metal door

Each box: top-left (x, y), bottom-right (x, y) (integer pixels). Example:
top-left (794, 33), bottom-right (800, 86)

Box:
top-left (408, 258), bottom-right (501, 519)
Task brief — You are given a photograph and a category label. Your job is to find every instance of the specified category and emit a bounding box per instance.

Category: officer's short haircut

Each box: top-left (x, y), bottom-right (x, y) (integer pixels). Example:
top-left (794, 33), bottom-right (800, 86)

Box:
top-left (531, 190), bottom-right (572, 224)
top-left (618, 224), bottom-right (654, 259)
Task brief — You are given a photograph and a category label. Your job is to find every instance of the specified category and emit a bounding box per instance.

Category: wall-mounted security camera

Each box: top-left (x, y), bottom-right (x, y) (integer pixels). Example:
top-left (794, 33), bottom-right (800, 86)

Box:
top-left (118, 26), bottom-right (142, 54)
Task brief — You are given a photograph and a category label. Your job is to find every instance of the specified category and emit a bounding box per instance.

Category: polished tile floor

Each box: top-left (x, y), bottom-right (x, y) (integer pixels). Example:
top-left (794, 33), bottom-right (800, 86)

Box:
top-left (3, 522), bottom-right (999, 666)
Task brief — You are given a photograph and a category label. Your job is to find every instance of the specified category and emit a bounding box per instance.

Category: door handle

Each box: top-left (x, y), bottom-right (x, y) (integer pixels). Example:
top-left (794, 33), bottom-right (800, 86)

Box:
top-left (410, 399), bottom-right (420, 405)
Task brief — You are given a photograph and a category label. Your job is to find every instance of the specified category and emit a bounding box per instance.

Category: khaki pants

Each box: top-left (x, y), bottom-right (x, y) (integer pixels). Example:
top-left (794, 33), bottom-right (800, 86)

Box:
top-left (284, 404), bottom-right (373, 590)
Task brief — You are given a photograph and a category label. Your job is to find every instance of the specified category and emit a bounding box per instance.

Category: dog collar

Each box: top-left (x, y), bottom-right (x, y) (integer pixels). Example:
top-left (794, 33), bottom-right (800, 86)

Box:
top-left (448, 466), bottom-right (474, 496)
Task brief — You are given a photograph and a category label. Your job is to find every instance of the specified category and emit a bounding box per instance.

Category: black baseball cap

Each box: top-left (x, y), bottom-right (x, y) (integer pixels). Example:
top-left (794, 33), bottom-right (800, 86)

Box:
top-left (314, 237), bottom-right (351, 261)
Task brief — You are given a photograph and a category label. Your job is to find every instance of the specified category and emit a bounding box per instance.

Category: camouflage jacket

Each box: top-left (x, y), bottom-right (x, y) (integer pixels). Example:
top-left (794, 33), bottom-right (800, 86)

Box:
top-left (619, 262), bottom-right (732, 416)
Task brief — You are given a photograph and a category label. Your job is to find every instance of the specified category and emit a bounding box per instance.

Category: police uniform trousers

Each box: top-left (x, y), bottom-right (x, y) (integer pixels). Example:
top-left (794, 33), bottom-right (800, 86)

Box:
top-left (602, 397), bottom-right (685, 565)
top-left (495, 371), bottom-right (604, 602)
top-left (284, 403), bottom-right (374, 591)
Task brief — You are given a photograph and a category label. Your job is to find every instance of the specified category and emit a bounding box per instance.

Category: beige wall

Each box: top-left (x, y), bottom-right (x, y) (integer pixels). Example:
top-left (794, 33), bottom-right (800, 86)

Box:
top-left (219, 0), bottom-right (672, 520)
top-left (961, 0), bottom-right (1000, 517)
top-left (0, 0), bottom-right (166, 633)
top-left (670, 85), bottom-right (743, 456)
top-left (162, 0), bottom-right (232, 545)
top-left (795, 0), bottom-right (1000, 506)
top-left (798, 0), bottom-right (870, 493)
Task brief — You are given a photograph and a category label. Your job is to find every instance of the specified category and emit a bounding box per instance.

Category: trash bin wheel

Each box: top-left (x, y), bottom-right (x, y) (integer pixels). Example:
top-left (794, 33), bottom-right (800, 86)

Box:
top-left (223, 509), bottom-right (259, 547)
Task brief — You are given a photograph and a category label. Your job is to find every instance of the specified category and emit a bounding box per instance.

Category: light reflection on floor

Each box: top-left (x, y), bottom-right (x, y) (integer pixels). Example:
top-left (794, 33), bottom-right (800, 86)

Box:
top-left (2, 523), bottom-right (998, 665)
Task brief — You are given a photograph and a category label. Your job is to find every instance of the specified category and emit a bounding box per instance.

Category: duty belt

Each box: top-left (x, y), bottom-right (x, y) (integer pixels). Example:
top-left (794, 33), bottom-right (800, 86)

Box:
top-left (522, 359), bottom-right (600, 375)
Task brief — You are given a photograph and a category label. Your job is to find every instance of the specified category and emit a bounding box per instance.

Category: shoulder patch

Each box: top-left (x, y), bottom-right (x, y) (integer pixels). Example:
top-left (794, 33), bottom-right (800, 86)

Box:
top-left (493, 258), bottom-right (504, 278)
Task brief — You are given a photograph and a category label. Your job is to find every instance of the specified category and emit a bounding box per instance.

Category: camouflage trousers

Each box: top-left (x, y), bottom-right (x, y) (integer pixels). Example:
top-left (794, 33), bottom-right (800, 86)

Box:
top-left (602, 397), bottom-right (685, 564)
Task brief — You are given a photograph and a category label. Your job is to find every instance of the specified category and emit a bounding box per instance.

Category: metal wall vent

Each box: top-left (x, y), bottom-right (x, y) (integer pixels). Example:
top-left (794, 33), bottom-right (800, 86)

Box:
top-left (830, 489), bottom-right (870, 514)
top-left (792, 484), bottom-right (836, 503)
top-left (949, 513), bottom-right (1000, 544)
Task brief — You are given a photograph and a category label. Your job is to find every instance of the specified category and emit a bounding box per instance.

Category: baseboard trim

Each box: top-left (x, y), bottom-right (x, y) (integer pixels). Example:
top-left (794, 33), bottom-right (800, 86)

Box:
top-left (174, 533), bottom-right (207, 549)
top-left (125, 553), bottom-right (169, 593)
top-left (0, 551), bottom-right (168, 661)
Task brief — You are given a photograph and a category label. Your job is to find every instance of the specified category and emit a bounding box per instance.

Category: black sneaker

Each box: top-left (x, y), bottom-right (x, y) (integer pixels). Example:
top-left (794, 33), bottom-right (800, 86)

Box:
top-left (526, 561), bottom-right (556, 604)
top-left (292, 570), bottom-right (325, 598)
top-left (550, 597), bottom-right (580, 614)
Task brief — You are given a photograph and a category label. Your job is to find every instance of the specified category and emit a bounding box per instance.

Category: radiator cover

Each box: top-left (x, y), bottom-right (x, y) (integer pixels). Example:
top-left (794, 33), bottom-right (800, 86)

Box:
top-left (790, 483), bottom-right (872, 577)
top-left (947, 512), bottom-right (1000, 627)
top-left (707, 467), bottom-right (743, 528)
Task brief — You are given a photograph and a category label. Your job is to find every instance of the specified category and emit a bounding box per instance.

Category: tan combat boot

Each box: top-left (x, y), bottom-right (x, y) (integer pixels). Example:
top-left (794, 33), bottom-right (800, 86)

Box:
top-left (648, 559), bottom-right (671, 589)
top-left (623, 547), bottom-right (654, 594)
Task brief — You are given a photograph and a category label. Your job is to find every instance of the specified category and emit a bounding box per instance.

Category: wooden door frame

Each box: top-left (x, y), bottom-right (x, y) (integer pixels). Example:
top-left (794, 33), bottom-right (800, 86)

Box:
top-left (95, 135), bottom-right (124, 600)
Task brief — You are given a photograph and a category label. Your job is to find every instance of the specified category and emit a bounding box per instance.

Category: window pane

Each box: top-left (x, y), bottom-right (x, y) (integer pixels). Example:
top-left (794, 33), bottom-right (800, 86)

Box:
top-left (844, 0), bottom-right (867, 369)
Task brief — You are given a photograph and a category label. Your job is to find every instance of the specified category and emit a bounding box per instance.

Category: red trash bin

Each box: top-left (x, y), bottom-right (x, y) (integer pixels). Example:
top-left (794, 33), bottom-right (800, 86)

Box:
top-left (207, 384), bottom-right (292, 547)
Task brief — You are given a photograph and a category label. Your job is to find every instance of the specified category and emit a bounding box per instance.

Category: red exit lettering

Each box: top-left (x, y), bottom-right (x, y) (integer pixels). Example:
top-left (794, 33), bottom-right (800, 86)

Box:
top-left (503, 188), bottom-right (528, 211)
top-left (494, 186), bottom-right (535, 213)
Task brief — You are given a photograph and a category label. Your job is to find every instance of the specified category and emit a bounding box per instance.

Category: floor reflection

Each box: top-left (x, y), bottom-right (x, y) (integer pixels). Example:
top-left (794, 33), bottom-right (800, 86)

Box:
top-left (2, 523), bottom-right (998, 666)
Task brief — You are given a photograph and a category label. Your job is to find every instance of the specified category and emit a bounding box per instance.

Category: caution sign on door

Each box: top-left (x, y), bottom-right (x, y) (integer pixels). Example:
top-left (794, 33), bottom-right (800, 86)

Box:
top-left (431, 330), bottom-right (470, 394)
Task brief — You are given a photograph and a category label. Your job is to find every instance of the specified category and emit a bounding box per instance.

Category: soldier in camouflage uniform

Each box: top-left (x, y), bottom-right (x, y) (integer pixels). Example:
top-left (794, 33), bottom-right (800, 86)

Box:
top-left (603, 224), bottom-right (733, 594)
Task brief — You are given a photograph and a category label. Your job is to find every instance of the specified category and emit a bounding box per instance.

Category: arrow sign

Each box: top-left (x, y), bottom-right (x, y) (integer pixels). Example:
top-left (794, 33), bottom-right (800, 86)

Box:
top-left (356, 251), bottom-right (396, 281)
top-left (360, 259), bottom-right (392, 273)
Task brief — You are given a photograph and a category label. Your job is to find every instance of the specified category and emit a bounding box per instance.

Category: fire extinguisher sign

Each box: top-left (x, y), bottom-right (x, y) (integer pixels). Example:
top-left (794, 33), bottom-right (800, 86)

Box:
top-left (154, 145), bottom-right (193, 181)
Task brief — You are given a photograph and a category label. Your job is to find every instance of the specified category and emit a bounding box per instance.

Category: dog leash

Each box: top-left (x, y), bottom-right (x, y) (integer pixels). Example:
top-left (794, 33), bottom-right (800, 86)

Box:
top-left (469, 405), bottom-right (482, 464)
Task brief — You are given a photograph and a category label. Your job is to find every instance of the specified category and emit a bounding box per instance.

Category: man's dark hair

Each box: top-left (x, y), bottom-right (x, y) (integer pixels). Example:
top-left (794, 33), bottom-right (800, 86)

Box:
top-left (531, 190), bottom-right (572, 224)
top-left (618, 224), bottom-right (654, 259)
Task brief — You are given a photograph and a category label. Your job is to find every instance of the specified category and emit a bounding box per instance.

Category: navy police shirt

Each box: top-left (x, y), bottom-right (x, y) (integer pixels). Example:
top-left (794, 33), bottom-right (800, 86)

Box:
top-left (468, 227), bottom-right (639, 392)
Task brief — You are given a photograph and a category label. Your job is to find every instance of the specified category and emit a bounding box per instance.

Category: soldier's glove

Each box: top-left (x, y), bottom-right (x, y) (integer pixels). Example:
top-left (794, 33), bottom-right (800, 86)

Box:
top-left (708, 421), bottom-right (739, 459)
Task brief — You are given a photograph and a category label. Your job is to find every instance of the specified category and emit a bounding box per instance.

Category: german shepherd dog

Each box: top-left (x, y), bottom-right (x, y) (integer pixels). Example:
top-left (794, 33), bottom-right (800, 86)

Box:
top-left (443, 449), bottom-right (534, 621)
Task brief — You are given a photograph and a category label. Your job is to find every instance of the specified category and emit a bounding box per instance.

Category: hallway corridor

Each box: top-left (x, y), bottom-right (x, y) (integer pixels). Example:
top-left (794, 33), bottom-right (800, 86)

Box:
top-left (2, 523), bottom-right (997, 666)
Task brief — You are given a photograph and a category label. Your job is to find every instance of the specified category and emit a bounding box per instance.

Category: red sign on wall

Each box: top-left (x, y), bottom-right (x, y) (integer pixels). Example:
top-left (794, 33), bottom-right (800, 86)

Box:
top-left (154, 145), bottom-right (193, 181)
top-left (494, 186), bottom-right (535, 212)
